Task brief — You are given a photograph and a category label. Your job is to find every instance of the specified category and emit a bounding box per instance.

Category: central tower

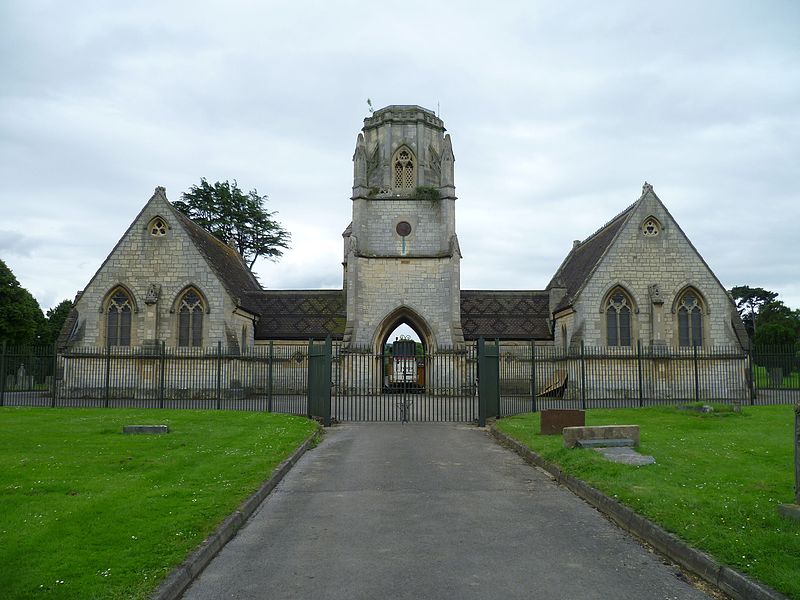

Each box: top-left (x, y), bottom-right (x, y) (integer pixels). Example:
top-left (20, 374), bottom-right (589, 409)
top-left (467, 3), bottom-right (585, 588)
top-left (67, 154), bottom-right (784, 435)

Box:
top-left (342, 105), bottom-right (464, 350)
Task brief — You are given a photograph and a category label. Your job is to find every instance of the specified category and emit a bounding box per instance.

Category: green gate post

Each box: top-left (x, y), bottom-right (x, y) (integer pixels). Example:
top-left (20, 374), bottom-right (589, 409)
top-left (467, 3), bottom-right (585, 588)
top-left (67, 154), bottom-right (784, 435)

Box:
top-left (104, 341), bottom-right (111, 408)
top-left (307, 338), bottom-right (332, 426)
top-left (530, 340), bottom-right (537, 413)
top-left (693, 344), bottom-right (700, 403)
top-left (216, 341), bottom-right (222, 410)
top-left (637, 340), bottom-right (644, 408)
top-left (580, 340), bottom-right (586, 410)
top-left (267, 340), bottom-right (274, 412)
top-left (478, 338), bottom-right (500, 427)
top-left (158, 340), bottom-right (166, 409)
top-left (51, 341), bottom-right (58, 408)
top-left (0, 340), bottom-right (6, 407)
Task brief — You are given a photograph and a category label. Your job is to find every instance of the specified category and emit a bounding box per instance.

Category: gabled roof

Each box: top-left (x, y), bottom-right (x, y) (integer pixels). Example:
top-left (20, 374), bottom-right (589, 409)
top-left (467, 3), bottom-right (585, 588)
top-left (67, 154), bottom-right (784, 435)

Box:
top-left (246, 290), bottom-right (346, 340)
top-left (546, 196), bottom-right (640, 312)
top-left (460, 290), bottom-right (552, 340)
top-left (168, 201), bottom-right (262, 312)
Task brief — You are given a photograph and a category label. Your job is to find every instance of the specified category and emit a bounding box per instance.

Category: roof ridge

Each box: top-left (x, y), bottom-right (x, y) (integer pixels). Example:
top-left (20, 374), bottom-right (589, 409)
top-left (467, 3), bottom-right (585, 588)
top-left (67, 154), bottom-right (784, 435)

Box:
top-left (576, 199), bottom-right (638, 249)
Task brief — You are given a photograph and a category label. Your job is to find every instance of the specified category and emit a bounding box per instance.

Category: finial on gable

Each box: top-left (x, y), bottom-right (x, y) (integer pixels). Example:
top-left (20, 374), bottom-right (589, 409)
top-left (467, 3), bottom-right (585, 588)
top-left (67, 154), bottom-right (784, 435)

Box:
top-left (642, 181), bottom-right (653, 195)
top-left (155, 186), bottom-right (166, 196)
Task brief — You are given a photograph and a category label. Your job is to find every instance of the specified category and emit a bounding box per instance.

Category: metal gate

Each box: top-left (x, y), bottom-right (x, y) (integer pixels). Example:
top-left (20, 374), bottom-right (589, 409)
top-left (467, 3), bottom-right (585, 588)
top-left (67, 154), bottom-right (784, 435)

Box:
top-left (329, 342), bottom-right (479, 422)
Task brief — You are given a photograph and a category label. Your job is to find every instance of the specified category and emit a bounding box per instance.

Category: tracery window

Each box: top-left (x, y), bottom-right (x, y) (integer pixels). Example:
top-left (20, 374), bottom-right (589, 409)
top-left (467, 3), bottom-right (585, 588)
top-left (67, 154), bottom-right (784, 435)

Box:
top-left (641, 217), bottom-right (661, 237)
top-left (106, 288), bottom-right (132, 347)
top-left (178, 289), bottom-right (204, 347)
top-left (605, 288), bottom-right (632, 346)
top-left (149, 217), bottom-right (168, 237)
top-left (678, 289), bottom-right (703, 347)
top-left (392, 147), bottom-right (416, 189)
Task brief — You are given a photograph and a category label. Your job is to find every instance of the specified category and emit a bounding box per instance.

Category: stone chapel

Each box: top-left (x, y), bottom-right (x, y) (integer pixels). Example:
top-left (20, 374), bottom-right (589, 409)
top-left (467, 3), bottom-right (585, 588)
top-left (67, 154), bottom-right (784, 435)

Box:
top-left (59, 105), bottom-right (748, 353)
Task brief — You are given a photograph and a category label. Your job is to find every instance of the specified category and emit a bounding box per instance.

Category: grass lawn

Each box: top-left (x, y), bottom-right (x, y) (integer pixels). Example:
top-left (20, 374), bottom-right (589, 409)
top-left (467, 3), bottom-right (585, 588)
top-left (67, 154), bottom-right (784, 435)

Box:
top-left (496, 405), bottom-right (800, 599)
top-left (0, 408), bottom-right (317, 600)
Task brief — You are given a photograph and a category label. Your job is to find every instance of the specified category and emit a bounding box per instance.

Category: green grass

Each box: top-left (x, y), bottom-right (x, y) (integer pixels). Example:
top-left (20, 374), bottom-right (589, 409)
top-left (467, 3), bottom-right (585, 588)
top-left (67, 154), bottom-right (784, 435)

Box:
top-left (496, 405), bottom-right (800, 599)
top-left (0, 408), bottom-right (317, 600)
top-left (753, 365), bottom-right (800, 388)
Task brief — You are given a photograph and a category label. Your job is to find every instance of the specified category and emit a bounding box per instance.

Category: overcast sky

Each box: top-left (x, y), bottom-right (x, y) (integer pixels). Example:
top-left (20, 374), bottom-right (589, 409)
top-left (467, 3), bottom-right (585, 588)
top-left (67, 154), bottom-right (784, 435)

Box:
top-left (1, 1), bottom-right (798, 315)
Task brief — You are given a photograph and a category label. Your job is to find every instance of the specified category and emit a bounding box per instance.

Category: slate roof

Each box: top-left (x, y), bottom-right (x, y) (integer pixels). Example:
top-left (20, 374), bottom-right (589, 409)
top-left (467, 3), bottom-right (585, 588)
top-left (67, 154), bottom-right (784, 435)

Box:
top-left (460, 290), bottom-right (552, 340)
top-left (246, 290), bottom-right (347, 340)
top-left (546, 202), bottom-right (637, 312)
top-left (170, 206), bottom-right (263, 313)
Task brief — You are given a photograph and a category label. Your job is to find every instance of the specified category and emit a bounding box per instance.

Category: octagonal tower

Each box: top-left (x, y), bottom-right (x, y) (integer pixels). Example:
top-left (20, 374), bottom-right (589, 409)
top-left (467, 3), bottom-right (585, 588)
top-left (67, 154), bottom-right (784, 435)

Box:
top-left (342, 105), bottom-right (464, 351)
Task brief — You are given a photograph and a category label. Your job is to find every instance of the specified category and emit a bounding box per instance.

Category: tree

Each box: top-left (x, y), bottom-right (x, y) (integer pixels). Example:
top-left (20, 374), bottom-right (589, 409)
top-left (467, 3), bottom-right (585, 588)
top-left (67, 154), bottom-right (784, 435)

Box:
top-left (754, 300), bottom-right (800, 347)
top-left (173, 179), bottom-right (290, 269)
top-left (0, 259), bottom-right (47, 346)
top-left (45, 299), bottom-right (74, 346)
top-left (729, 285), bottom-right (778, 338)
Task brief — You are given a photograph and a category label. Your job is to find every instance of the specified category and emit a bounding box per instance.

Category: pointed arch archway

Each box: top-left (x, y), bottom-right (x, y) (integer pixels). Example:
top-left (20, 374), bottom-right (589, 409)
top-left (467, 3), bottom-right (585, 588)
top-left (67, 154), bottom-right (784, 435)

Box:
top-left (371, 305), bottom-right (435, 355)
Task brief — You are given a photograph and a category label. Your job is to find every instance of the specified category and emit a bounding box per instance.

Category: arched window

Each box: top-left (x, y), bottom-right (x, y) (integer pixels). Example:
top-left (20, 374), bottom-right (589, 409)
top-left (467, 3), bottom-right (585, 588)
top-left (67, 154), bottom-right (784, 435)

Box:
top-left (605, 288), bottom-right (632, 346)
top-left (392, 147), bottom-right (416, 189)
top-left (148, 216), bottom-right (168, 237)
top-left (178, 289), bottom-right (204, 347)
top-left (677, 289), bottom-right (703, 347)
top-left (106, 288), bottom-right (133, 347)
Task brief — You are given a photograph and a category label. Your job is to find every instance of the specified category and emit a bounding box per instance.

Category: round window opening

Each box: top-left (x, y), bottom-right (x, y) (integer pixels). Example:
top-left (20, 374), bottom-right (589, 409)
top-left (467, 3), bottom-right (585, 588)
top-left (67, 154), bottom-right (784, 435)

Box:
top-left (396, 221), bottom-right (412, 237)
top-left (642, 218), bottom-right (660, 237)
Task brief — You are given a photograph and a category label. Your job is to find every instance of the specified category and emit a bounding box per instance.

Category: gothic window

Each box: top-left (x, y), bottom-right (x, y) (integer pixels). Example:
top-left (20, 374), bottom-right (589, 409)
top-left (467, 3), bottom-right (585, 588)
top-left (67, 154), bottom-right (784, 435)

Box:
top-left (149, 217), bottom-right (168, 237)
top-left (605, 288), bottom-right (632, 346)
top-left (678, 289), bottom-right (703, 347)
top-left (106, 288), bottom-right (133, 347)
top-left (641, 216), bottom-right (661, 237)
top-left (392, 147), bottom-right (416, 189)
top-left (178, 289), bottom-right (204, 347)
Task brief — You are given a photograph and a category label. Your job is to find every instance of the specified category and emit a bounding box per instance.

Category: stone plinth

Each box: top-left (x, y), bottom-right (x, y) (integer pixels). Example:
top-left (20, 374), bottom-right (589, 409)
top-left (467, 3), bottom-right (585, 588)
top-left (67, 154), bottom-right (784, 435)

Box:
top-left (563, 425), bottom-right (640, 448)
top-left (123, 425), bottom-right (170, 435)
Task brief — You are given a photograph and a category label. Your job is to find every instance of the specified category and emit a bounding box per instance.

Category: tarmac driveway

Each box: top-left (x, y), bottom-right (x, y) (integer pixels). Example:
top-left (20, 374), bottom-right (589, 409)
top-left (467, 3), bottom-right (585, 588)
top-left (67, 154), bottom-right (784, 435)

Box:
top-left (182, 423), bottom-right (711, 600)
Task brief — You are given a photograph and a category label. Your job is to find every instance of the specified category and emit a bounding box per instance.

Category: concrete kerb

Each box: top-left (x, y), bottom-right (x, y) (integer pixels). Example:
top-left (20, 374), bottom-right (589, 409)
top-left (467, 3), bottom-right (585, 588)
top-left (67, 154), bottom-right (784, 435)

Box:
top-left (150, 425), bottom-right (323, 600)
top-left (489, 424), bottom-right (790, 600)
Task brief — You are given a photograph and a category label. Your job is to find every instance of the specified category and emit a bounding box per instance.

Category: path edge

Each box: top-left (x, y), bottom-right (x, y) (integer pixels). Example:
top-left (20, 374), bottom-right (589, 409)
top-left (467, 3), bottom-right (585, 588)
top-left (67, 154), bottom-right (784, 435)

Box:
top-left (150, 424), bottom-right (322, 600)
top-left (489, 424), bottom-right (789, 600)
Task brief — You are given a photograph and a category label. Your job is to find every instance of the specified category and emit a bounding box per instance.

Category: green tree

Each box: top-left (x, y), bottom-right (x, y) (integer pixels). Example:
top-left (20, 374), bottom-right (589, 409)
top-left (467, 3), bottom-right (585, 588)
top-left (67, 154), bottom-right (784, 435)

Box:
top-left (173, 179), bottom-right (290, 269)
top-left (0, 259), bottom-right (46, 346)
top-left (729, 285), bottom-right (778, 338)
top-left (754, 300), bottom-right (800, 347)
top-left (45, 299), bottom-right (74, 345)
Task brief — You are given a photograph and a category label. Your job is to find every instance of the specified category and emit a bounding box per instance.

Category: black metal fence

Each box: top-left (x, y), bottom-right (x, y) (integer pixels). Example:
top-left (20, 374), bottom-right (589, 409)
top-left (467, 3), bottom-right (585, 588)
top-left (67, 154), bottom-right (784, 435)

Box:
top-left (0, 341), bottom-right (797, 418)
top-left (331, 345), bottom-right (478, 422)
top-left (496, 341), bottom-right (800, 415)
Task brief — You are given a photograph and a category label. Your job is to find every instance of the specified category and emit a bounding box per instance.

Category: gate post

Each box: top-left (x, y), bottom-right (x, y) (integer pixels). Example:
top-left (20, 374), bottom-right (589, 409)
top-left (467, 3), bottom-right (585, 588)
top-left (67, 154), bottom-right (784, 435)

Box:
top-left (530, 340), bottom-right (537, 413)
top-left (267, 340), bottom-right (274, 413)
top-left (580, 340), bottom-right (586, 410)
top-left (637, 340), bottom-right (644, 408)
top-left (158, 340), bottom-right (166, 409)
top-left (478, 338), bottom-right (500, 427)
top-left (307, 338), bottom-right (332, 427)
top-left (216, 341), bottom-right (222, 409)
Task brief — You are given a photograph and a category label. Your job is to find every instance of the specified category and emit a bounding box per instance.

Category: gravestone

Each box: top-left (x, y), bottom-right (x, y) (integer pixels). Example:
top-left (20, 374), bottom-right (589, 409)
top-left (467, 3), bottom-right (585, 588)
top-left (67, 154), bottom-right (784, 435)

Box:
top-left (540, 409), bottom-right (585, 435)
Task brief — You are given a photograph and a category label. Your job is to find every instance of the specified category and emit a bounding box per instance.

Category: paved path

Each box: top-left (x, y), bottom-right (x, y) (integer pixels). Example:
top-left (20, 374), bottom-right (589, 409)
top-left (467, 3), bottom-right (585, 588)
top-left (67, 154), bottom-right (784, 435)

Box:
top-left (182, 424), bottom-right (711, 600)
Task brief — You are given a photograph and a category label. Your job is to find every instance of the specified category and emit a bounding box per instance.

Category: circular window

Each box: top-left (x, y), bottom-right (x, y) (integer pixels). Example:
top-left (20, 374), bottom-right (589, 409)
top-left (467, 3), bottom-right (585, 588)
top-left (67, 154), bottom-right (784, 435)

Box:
top-left (396, 221), bottom-right (412, 237)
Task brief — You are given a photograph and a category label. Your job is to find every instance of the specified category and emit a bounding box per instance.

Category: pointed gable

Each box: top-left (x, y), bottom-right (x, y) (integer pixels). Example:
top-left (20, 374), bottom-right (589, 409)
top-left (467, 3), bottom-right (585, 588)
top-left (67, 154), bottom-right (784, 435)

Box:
top-left (546, 202), bottom-right (637, 312)
top-left (168, 204), bottom-right (262, 312)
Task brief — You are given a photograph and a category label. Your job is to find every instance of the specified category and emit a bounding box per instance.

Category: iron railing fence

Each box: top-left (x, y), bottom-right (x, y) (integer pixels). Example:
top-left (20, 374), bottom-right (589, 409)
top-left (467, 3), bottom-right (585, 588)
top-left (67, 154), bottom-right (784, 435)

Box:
top-left (0, 342), bottom-right (309, 414)
top-left (331, 344), bottom-right (478, 422)
top-left (497, 341), bottom-right (800, 416)
top-left (0, 341), bottom-right (797, 416)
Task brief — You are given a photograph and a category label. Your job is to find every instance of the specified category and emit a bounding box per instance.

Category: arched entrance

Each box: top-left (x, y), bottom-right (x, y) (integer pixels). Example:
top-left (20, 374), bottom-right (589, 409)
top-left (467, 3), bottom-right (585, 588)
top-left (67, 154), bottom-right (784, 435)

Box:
top-left (372, 306), bottom-right (434, 355)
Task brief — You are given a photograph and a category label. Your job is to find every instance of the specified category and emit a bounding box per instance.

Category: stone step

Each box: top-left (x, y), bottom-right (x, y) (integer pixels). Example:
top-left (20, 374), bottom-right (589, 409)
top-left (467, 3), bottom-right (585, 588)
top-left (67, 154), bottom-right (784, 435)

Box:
top-left (576, 438), bottom-right (635, 449)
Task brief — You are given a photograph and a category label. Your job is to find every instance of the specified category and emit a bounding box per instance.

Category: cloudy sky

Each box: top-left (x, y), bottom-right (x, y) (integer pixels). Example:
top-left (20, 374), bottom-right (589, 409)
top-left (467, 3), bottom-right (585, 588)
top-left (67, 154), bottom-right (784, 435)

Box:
top-left (1, 1), bottom-right (798, 315)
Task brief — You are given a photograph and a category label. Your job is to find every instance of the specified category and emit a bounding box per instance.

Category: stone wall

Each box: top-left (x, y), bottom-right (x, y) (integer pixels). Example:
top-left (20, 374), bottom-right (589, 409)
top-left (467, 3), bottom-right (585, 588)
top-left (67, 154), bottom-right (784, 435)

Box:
top-left (68, 190), bottom-right (251, 350)
top-left (566, 189), bottom-right (740, 348)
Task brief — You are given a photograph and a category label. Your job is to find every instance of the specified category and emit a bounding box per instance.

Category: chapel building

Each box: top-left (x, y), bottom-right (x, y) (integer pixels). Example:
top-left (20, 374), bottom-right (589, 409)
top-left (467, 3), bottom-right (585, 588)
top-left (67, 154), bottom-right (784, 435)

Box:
top-left (60, 105), bottom-right (747, 355)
